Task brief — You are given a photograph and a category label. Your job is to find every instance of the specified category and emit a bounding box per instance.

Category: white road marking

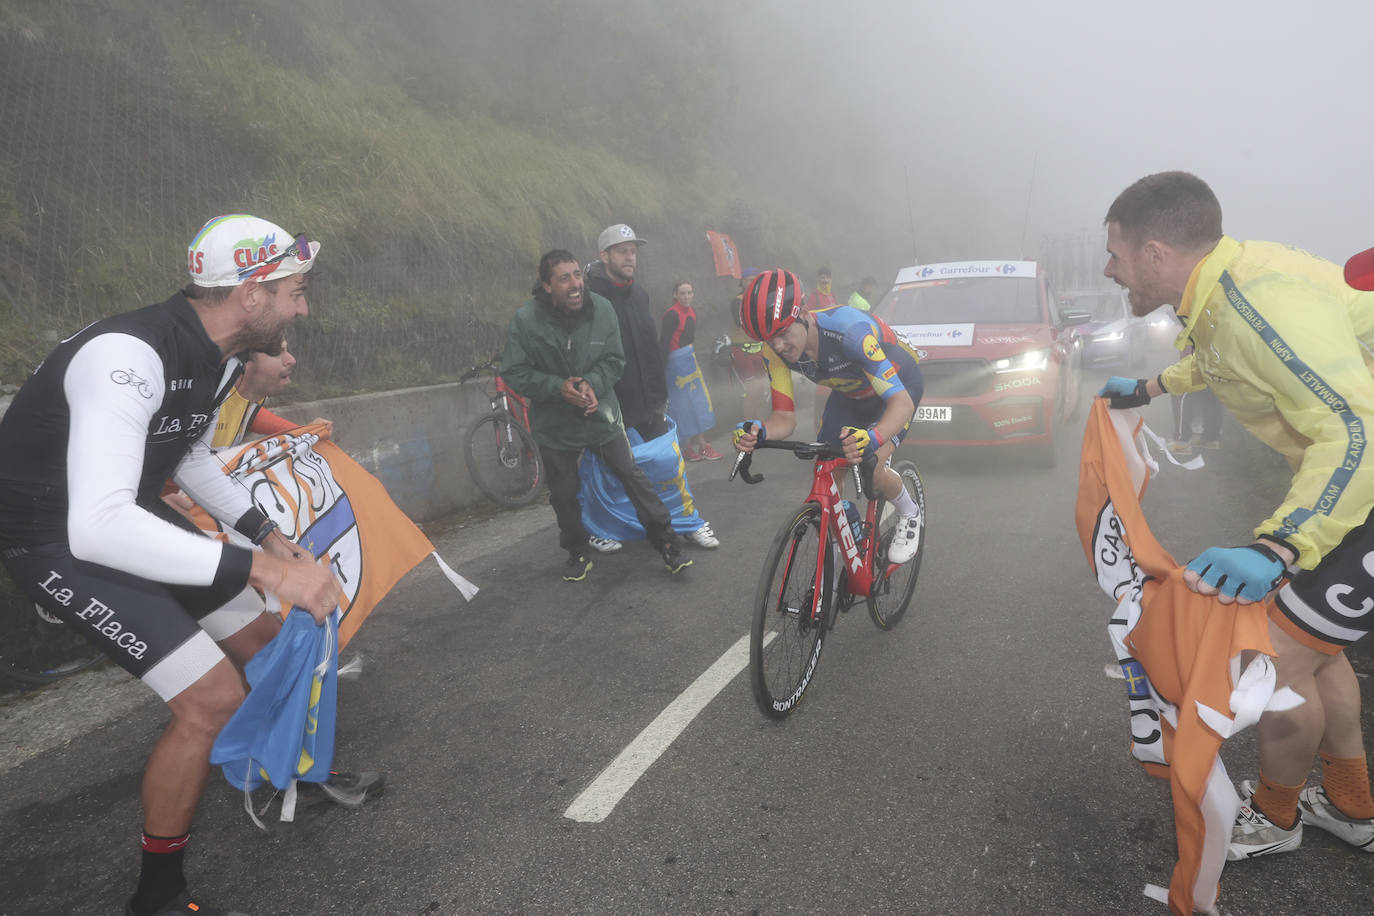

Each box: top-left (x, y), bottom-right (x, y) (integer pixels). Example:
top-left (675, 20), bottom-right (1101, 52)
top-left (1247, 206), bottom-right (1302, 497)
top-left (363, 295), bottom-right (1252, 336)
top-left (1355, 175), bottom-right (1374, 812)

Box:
top-left (564, 632), bottom-right (763, 823)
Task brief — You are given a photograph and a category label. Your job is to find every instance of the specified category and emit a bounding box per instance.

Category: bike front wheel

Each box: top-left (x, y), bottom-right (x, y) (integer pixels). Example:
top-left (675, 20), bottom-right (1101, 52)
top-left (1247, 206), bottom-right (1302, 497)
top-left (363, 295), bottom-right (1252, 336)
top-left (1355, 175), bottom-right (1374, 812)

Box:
top-left (464, 412), bottom-right (544, 508)
top-left (749, 501), bottom-right (832, 719)
top-left (867, 460), bottom-right (926, 630)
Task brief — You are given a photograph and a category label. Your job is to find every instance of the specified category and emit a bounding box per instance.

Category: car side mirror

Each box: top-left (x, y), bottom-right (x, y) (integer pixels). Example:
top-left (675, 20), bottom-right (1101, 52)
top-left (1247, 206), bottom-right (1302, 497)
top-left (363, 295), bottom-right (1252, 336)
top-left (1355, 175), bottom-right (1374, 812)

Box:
top-left (1059, 309), bottom-right (1092, 326)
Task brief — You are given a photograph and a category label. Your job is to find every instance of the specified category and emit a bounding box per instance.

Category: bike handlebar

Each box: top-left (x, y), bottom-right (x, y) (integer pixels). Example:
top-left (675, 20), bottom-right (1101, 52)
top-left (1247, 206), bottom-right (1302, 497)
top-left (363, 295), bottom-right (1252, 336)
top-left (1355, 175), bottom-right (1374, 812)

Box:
top-left (459, 355), bottom-right (504, 383)
top-left (729, 440), bottom-right (878, 501)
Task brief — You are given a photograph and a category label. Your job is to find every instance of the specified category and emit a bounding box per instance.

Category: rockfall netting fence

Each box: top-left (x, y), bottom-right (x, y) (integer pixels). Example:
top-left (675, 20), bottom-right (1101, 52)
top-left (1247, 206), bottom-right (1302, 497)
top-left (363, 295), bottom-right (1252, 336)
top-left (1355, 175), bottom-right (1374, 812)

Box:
top-left (0, 22), bottom-right (506, 398)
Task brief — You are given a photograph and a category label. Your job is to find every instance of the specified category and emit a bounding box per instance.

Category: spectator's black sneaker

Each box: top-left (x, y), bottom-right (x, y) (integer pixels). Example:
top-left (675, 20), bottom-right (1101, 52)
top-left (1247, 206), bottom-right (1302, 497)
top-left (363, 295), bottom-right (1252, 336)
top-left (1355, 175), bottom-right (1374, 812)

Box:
top-left (563, 553), bottom-right (592, 582)
top-left (125, 889), bottom-right (249, 915)
top-left (661, 542), bottom-right (693, 574)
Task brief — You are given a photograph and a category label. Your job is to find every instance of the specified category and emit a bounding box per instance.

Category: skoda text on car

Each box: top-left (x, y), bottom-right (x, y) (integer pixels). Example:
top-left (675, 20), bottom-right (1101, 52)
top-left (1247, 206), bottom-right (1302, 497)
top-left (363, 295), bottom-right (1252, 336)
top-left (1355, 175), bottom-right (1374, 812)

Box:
top-left (1060, 287), bottom-right (1145, 371)
top-left (875, 260), bottom-right (1086, 462)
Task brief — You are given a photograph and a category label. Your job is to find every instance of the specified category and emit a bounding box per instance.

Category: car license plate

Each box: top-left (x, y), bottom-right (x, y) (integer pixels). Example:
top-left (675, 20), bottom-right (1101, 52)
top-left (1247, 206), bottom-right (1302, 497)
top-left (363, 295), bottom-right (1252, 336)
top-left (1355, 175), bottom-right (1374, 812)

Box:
top-left (916, 405), bottom-right (951, 422)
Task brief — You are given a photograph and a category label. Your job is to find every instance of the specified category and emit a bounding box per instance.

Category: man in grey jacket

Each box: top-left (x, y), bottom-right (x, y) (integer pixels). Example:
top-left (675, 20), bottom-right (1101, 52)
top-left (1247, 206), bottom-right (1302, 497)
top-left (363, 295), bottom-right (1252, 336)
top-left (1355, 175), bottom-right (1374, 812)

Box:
top-left (584, 223), bottom-right (719, 552)
top-left (502, 249), bottom-right (690, 581)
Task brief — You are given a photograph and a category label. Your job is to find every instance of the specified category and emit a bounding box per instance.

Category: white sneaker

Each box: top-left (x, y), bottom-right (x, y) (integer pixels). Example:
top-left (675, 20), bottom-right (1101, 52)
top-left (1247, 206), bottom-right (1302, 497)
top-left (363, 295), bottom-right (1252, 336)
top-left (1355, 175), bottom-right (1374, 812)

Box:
top-left (686, 522), bottom-right (719, 549)
top-left (588, 536), bottom-right (622, 553)
top-left (1299, 785), bottom-right (1374, 851)
top-left (1228, 780), bottom-right (1303, 860)
top-left (886, 513), bottom-right (922, 565)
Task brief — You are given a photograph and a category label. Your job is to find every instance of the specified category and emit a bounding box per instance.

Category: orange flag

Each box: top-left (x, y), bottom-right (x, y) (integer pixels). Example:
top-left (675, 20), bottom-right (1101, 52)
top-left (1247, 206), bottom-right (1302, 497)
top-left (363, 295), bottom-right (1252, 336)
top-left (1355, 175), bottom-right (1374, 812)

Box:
top-left (1076, 400), bottom-right (1286, 916)
top-left (194, 422), bottom-right (435, 649)
top-left (705, 230), bottom-right (741, 279)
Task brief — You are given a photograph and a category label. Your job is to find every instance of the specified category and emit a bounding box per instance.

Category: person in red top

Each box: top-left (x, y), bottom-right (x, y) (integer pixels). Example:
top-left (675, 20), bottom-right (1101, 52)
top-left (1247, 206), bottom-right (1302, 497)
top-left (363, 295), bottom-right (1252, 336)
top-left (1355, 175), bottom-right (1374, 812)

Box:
top-left (659, 280), bottom-right (722, 462)
top-left (803, 266), bottom-right (837, 312)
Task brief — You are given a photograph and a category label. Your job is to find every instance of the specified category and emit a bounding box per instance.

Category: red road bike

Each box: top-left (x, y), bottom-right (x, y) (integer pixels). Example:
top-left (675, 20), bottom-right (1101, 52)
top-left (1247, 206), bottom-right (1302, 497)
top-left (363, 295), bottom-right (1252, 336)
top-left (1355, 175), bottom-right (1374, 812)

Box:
top-left (461, 357), bottom-right (543, 508)
top-left (731, 440), bottom-right (926, 719)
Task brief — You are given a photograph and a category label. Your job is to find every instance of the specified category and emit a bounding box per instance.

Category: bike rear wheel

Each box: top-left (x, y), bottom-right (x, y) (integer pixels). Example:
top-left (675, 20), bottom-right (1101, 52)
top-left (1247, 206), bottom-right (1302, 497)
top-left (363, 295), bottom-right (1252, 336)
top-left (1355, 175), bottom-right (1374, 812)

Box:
top-left (749, 501), bottom-right (832, 719)
top-left (1, 571), bottom-right (105, 687)
top-left (464, 412), bottom-right (543, 508)
top-left (867, 460), bottom-right (926, 630)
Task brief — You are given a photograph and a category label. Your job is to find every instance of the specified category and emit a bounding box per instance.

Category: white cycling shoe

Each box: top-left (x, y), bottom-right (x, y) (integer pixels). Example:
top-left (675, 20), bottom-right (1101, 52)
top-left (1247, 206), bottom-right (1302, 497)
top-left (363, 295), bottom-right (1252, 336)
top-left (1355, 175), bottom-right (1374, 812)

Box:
top-left (1299, 785), bottom-right (1374, 851)
top-left (686, 522), bottom-right (719, 549)
top-left (1228, 780), bottom-right (1302, 860)
top-left (886, 513), bottom-right (922, 565)
top-left (588, 536), bottom-right (622, 553)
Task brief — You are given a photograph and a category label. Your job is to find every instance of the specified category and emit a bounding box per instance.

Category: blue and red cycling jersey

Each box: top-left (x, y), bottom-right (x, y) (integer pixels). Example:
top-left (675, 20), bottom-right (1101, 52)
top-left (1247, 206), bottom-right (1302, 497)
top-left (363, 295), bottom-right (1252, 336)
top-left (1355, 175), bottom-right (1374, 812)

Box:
top-left (762, 306), bottom-right (922, 412)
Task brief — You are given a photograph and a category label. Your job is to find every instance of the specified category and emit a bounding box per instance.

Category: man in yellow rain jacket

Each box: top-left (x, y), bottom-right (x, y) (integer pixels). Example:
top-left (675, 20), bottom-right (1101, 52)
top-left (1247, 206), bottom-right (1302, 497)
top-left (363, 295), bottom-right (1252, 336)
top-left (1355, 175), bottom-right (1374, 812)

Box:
top-left (1097, 171), bottom-right (1374, 864)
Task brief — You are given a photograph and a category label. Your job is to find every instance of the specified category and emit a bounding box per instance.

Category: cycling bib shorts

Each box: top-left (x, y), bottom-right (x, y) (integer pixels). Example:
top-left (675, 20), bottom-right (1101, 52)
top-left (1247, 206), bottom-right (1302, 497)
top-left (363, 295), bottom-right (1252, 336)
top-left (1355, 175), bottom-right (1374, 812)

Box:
top-left (1273, 514), bottom-right (1374, 654)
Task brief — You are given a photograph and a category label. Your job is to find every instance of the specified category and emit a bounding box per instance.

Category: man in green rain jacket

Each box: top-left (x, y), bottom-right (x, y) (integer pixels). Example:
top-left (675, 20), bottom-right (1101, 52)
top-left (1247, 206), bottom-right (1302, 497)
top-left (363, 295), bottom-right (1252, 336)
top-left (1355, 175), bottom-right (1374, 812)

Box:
top-left (501, 249), bottom-right (690, 582)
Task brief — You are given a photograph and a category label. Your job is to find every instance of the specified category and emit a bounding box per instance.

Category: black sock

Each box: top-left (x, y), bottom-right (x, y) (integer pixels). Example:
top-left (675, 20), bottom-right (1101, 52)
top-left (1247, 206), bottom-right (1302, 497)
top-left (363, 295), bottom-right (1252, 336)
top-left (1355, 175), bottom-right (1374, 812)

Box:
top-left (129, 831), bottom-right (189, 915)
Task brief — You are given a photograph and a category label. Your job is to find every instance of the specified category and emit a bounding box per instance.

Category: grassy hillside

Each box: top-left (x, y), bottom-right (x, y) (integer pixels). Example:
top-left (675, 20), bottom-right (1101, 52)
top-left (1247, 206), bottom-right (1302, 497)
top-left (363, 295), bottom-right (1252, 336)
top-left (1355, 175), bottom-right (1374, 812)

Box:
top-left (0, 0), bottom-right (903, 397)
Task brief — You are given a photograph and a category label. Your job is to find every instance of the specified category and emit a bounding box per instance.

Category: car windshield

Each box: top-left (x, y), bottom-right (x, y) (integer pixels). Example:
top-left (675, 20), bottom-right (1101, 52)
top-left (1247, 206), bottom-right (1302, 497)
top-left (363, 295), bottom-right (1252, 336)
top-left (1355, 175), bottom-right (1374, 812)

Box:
top-left (878, 276), bottom-right (1041, 324)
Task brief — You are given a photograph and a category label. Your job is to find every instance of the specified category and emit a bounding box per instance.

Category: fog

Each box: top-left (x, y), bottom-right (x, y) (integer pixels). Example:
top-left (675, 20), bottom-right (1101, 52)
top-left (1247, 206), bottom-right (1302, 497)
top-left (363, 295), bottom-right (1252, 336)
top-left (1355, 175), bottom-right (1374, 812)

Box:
top-left (734, 0), bottom-right (1374, 269)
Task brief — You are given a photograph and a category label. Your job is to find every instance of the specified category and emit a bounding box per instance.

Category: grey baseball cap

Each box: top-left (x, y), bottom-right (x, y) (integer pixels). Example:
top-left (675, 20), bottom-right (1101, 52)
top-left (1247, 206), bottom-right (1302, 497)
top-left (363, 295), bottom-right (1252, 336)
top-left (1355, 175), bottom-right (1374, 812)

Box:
top-left (597, 223), bottom-right (647, 253)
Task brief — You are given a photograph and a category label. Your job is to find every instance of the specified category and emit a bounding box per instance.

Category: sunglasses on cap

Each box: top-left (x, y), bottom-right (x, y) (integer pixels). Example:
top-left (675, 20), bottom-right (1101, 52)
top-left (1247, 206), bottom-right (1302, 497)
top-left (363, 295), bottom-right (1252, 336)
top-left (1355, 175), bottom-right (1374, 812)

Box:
top-left (240, 232), bottom-right (313, 281)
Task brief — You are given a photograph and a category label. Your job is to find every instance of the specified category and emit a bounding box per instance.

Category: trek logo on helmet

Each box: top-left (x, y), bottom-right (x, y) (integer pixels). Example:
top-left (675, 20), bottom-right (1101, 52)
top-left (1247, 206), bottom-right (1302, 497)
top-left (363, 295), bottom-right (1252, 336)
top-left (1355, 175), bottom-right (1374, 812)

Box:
top-left (772, 284), bottom-right (785, 321)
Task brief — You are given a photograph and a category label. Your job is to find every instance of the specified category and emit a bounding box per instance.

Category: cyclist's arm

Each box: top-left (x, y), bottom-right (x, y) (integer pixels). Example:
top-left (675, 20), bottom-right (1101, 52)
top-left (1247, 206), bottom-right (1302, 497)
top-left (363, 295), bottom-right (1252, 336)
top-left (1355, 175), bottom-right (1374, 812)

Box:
top-left (1246, 287), bottom-right (1374, 567)
top-left (760, 346), bottom-right (799, 437)
top-left (1158, 352), bottom-right (1205, 395)
top-left (846, 319), bottom-right (917, 442)
top-left (248, 405), bottom-right (296, 435)
top-left (64, 335), bottom-right (254, 588)
top-left (732, 347), bottom-right (798, 450)
top-left (172, 415), bottom-right (261, 528)
top-left (871, 389), bottom-right (915, 445)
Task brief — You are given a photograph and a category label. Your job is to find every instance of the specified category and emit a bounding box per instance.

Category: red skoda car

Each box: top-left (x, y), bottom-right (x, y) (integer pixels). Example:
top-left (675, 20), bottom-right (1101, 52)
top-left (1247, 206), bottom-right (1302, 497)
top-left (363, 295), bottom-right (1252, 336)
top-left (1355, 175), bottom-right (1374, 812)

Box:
top-left (875, 260), bottom-right (1087, 465)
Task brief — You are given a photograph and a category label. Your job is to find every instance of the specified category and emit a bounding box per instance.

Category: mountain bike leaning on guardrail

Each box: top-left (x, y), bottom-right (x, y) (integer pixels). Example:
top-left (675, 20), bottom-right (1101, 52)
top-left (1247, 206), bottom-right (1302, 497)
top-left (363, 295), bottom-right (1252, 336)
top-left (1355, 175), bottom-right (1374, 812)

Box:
top-left (730, 439), bottom-right (926, 719)
top-left (460, 356), bottom-right (544, 508)
top-left (1, 565), bottom-right (105, 688)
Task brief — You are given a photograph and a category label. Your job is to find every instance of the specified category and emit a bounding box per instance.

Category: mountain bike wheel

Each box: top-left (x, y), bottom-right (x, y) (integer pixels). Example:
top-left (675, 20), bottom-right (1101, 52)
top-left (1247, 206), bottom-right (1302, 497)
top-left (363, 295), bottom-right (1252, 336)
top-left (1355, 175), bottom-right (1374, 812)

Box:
top-left (464, 412), bottom-right (543, 508)
top-left (749, 501), bottom-right (832, 719)
top-left (867, 460), bottom-right (925, 630)
top-left (0, 575), bottom-right (105, 687)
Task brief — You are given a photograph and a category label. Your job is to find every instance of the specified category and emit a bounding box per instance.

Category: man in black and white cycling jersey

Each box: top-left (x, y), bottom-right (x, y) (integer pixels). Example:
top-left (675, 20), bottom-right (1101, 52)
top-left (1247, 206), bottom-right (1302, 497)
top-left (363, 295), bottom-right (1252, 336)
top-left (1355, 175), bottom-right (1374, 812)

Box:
top-left (0, 215), bottom-right (338, 916)
top-left (730, 269), bottom-right (924, 564)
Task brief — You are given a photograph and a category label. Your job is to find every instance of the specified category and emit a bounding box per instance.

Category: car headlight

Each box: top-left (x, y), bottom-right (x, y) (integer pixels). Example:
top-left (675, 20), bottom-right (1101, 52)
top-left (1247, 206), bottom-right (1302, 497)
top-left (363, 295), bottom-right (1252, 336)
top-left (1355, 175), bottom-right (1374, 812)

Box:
top-left (1091, 330), bottom-right (1124, 343)
top-left (993, 348), bottom-right (1050, 373)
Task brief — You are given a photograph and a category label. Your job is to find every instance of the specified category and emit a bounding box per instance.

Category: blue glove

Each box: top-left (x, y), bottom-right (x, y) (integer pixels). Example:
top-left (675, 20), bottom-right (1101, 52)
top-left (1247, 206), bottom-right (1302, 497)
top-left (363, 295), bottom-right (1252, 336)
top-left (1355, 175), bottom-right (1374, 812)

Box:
top-left (1185, 544), bottom-right (1286, 602)
top-left (733, 420), bottom-right (766, 448)
top-left (1098, 376), bottom-right (1151, 408)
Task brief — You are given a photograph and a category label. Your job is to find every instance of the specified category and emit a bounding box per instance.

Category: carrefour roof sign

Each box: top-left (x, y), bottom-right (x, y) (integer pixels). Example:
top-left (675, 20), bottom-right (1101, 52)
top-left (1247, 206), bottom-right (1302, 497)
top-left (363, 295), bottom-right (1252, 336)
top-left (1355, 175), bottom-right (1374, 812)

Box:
top-left (892, 261), bottom-right (1038, 285)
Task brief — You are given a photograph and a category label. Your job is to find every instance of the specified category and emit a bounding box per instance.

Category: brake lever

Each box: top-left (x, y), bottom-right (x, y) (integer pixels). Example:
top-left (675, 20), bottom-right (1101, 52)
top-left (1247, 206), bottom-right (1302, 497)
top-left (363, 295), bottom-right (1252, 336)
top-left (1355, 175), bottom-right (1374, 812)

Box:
top-left (729, 449), bottom-right (764, 485)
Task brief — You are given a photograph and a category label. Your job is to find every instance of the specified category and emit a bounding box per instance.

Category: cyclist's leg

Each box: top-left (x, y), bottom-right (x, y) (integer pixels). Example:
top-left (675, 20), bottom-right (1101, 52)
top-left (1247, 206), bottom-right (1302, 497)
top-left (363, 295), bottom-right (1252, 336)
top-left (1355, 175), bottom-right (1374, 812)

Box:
top-left (1266, 550), bottom-right (1374, 781)
top-left (152, 499), bottom-right (280, 671)
top-left (193, 584), bottom-right (279, 671)
top-left (2, 542), bottom-right (245, 885)
top-left (818, 393), bottom-right (909, 499)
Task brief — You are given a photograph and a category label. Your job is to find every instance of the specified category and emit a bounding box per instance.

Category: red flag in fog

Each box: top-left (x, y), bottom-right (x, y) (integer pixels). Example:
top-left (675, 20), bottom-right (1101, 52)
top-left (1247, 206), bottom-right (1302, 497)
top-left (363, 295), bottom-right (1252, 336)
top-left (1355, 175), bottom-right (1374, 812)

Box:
top-left (706, 231), bottom-right (741, 279)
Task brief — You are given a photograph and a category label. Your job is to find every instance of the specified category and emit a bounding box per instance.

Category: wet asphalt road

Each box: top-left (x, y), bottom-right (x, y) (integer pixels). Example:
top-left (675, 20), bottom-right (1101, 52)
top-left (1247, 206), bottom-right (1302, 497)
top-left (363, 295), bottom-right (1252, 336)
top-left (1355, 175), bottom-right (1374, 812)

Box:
top-left (2, 377), bottom-right (1372, 916)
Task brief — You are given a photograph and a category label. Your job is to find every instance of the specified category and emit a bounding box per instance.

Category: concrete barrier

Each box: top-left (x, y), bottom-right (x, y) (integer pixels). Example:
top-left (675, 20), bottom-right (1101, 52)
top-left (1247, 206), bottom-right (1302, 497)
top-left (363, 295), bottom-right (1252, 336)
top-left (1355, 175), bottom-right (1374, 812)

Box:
top-left (0, 361), bottom-right (785, 525)
top-left (273, 364), bottom-right (780, 523)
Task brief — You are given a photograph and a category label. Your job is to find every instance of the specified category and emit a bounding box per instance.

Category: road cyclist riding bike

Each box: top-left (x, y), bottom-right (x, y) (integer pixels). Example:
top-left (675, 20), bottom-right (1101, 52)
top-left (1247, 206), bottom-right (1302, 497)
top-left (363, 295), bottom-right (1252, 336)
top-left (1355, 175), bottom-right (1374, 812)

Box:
top-left (730, 431), bottom-right (926, 717)
top-left (731, 268), bottom-right (925, 564)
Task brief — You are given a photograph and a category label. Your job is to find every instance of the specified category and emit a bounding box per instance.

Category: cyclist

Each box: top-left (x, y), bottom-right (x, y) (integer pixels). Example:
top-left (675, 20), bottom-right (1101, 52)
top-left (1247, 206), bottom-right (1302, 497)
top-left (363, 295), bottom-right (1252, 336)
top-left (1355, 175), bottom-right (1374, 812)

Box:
top-left (0, 214), bottom-right (338, 916)
top-left (731, 269), bottom-right (924, 564)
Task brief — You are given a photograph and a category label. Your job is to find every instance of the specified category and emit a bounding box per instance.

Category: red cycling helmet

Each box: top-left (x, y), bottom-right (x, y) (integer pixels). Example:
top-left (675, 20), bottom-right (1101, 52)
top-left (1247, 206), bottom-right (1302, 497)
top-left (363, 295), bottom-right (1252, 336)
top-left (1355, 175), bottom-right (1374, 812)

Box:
top-left (739, 269), bottom-right (804, 341)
